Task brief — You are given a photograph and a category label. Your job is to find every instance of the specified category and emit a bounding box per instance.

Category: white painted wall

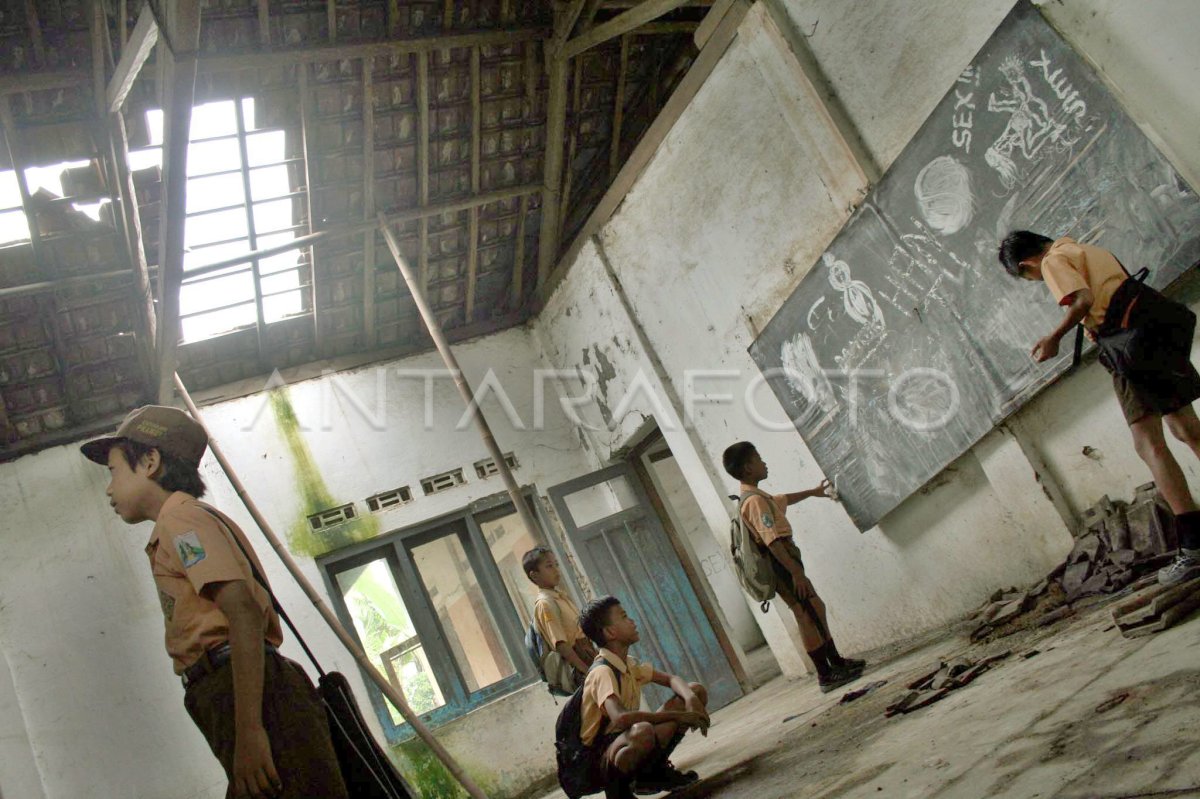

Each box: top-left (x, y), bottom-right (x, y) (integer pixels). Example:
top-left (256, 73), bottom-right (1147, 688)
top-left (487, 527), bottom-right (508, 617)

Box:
top-left (0, 327), bottom-right (595, 799)
top-left (534, 0), bottom-right (1200, 668)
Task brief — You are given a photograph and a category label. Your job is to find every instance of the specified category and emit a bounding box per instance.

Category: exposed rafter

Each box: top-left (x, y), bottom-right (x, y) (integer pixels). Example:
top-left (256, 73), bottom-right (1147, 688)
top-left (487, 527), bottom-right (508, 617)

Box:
top-left (195, 28), bottom-right (547, 74)
top-left (562, 0), bottom-right (692, 58)
top-left (155, 1), bottom-right (203, 404)
top-left (362, 58), bottom-right (378, 348)
top-left (106, 2), bottom-right (159, 114)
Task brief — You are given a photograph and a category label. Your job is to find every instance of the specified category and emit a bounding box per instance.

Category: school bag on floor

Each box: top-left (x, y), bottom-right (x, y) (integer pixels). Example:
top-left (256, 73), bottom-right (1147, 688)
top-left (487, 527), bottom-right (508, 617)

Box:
top-left (555, 660), bottom-right (621, 799)
top-left (730, 491), bottom-right (778, 613)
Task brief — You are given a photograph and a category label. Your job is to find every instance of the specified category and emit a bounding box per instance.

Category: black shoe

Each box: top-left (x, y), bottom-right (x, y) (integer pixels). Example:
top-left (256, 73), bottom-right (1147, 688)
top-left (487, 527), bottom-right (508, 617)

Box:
top-left (632, 763), bottom-right (699, 794)
top-left (818, 666), bottom-right (859, 694)
top-left (839, 657), bottom-right (867, 674)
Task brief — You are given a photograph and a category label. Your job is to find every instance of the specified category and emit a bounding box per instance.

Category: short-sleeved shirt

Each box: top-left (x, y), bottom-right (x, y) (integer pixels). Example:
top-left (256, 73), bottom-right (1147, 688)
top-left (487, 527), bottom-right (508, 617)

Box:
top-left (146, 492), bottom-right (284, 674)
top-left (1040, 237), bottom-right (1127, 329)
top-left (533, 587), bottom-right (585, 650)
top-left (580, 648), bottom-right (655, 746)
top-left (739, 484), bottom-right (792, 547)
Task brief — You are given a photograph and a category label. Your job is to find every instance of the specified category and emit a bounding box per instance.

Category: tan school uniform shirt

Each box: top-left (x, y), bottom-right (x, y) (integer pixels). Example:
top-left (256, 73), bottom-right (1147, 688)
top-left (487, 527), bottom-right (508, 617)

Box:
top-left (1040, 237), bottom-right (1127, 329)
top-left (534, 587), bottom-right (586, 649)
top-left (146, 492), bottom-right (284, 674)
top-left (739, 484), bottom-right (793, 547)
top-left (580, 648), bottom-right (655, 746)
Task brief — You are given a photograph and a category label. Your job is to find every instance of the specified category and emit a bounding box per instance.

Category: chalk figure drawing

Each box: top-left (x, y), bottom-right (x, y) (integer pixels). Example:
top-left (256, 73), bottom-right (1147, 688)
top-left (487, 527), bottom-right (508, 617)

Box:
top-left (826, 252), bottom-right (885, 329)
top-left (914, 155), bottom-right (975, 235)
top-left (985, 56), bottom-right (1074, 189)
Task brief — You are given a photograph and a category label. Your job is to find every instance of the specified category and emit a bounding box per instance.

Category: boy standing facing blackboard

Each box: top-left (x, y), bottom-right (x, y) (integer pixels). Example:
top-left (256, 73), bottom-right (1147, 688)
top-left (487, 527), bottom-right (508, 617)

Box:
top-left (1000, 231), bottom-right (1200, 586)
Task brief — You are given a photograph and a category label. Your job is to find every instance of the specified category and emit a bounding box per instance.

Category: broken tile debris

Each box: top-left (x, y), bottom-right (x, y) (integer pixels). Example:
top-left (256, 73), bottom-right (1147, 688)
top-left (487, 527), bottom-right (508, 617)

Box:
top-left (838, 681), bottom-right (888, 705)
top-left (885, 653), bottom-right (1009, 717)
top-left (970, 485), bottom-right (1177, 642)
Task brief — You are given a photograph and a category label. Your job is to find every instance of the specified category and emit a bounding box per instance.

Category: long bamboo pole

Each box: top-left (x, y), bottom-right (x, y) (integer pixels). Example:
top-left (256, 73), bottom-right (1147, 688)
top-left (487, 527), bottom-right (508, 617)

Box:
top-left (173, 373), bottom-right (488, 799)
top-left (377, 213), bottom-right (544, 542)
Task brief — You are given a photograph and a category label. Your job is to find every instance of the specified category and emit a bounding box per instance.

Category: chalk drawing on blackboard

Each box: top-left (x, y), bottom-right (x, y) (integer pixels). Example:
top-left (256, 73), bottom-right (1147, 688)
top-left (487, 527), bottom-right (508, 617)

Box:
top-left (826, 251), bottom-right (885, 329)
top-left (887, 367), bottom-right (962, 433)
top-left (985, 56), bottom-right (1075, 190)
top-left (780, 332), bottom-right (837, 414)
top-left (915, 156), bottom-right (975, 235)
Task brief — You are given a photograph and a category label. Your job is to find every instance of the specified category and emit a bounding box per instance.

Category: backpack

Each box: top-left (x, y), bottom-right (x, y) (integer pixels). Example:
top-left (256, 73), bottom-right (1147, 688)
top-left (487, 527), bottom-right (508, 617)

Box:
top-left (555, 660), bottom-right (621, 799)
top-left (525, 620), bottom-right (575, 697)
top-left (730, 491), bottom-right (778, 613)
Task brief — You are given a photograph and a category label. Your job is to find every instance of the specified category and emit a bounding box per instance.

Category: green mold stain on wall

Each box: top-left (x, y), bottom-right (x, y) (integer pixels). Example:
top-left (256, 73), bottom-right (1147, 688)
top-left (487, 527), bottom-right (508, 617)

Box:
top-left (394, 740), bottom-right (468, 799)
top-left (269, 388), bottom-right (379, 557)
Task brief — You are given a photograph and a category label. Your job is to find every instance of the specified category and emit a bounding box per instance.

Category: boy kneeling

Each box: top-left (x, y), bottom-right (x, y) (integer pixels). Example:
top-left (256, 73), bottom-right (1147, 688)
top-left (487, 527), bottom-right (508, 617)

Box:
top-left (577, 596), bottom-right (709, 798)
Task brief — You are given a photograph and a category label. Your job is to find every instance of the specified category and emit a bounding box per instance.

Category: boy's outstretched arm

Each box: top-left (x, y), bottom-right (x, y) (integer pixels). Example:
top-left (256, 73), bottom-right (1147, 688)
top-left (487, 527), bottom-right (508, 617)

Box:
top-left (1032, 288), bottom-right (1093, 362)
top-left (210, 579), bottom-right (281, 799)
top-left (784, 478), bottom-right (833, 506)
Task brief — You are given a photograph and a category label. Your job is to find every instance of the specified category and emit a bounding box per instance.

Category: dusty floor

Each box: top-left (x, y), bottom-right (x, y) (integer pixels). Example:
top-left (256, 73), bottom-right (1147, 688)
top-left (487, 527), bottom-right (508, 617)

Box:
top-left (539, 597), bottom-right (1200, 799)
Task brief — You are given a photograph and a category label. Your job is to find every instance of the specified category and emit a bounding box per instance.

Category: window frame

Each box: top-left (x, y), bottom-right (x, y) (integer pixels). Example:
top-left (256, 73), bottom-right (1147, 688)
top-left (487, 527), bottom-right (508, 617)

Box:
top-left (318, 488), bottom-right (575, 742)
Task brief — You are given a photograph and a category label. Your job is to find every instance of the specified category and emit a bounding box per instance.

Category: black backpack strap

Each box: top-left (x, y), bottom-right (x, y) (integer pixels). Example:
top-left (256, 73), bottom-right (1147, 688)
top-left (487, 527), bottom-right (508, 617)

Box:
top-left (199, 505), bottom-right (326, 678)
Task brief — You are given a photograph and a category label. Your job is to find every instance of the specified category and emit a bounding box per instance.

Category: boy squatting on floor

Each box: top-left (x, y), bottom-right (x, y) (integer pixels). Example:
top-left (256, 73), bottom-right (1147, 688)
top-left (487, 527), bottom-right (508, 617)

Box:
top-left (81, 406), bottom-right (349, 799)
top-left (573, 595), bottom-right (711, 799)
top-left (723, 441), bottom-right (866, 692)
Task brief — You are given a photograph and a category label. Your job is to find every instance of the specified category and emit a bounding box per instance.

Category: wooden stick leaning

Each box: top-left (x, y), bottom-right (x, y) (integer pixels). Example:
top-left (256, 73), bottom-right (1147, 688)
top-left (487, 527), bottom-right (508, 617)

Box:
top-left (377, 212), bottom-right (544, 540)
top-left (172, 372), bottom-right (488, 799)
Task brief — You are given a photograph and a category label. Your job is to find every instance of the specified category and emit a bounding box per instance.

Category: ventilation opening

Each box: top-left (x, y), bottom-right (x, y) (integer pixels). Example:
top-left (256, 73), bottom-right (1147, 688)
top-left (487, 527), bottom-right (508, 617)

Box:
top-left (421, 468), bottom-right (466, 496)
top-left (366, 486), bottom-right (413, 512)
top-left (473, 453), bottom-right (518, 479)
top-left (308, 503), bottom-right (357, 531)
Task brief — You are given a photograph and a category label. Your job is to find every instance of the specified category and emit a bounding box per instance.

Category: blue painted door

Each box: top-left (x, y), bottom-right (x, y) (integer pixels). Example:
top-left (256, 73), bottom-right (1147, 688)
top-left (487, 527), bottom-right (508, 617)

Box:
top-left (549, 464), bottom-right (742, 710)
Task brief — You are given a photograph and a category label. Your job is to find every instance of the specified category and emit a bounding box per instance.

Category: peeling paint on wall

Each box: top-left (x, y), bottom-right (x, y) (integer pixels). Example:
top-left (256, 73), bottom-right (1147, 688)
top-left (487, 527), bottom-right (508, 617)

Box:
top-left (268, 388), bottom-right (379, 557)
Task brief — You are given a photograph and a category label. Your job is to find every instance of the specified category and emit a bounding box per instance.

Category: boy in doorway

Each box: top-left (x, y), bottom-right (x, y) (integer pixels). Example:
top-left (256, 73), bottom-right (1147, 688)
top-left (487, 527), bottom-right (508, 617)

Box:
top-left (722, 441), bottom-right (865, 692)
top-left (578, 596), bottom-right (710, 798)
top-left (525, 546), bottom-right (597, 692)
top-left (999, 231), bottom-right (1200, 585)
top-left (81, 405), bottom-right (348, 799)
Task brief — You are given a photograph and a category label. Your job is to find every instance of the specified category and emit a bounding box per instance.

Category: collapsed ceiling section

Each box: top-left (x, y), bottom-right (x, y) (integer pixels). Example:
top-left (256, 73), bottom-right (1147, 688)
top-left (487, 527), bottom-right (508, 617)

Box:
top-left (0, 0), bottom-right (707, 460)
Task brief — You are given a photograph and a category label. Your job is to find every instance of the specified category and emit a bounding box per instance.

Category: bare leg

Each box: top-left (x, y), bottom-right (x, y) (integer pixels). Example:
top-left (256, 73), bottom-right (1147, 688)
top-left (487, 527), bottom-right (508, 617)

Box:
top-left (1131, 415), bottom-right (1199, 514)
top-left (786, 598), bottom-right (828, 651)
top-left (610, 723), bottom-right (656, 775)
top-left (1164, 405), bottom-right (1200, 461)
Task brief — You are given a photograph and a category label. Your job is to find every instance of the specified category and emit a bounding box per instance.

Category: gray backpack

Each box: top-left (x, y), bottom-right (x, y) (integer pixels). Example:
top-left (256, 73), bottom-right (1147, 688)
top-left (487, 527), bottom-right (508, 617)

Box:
top-left (730, 491), bottom-right (777, 613)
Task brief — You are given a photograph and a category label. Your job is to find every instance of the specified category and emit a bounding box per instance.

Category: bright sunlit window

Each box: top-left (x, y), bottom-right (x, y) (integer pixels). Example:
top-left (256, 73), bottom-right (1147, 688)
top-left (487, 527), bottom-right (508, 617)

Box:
top-left (0, 162), bottom-right (110, 245)
top-left (131, 98), bottom-right (305, 343)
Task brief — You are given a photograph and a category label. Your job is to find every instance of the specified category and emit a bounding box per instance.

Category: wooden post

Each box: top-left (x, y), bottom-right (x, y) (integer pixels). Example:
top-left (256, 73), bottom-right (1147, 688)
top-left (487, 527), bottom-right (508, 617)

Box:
top-left (258, 0), bottom-right (271, 48)
top-left (416, 51), bottom-right (430, 294)
top-left (298, 65), bottom-right (322, 355)
top-left (173, 373), bottom-right (489, 799)
top-left (609, 34), bottom-right (630, 180)
top-left (155, 0), bottom-right (202, 404)
top-left (466, 46), bottom-right (481, 321)
top-left (380, 213), bottom-right (544, 549)
top-left (537, 53), bottom-right (568, 288)
top-left (362, 57), bottom-right (378, 348)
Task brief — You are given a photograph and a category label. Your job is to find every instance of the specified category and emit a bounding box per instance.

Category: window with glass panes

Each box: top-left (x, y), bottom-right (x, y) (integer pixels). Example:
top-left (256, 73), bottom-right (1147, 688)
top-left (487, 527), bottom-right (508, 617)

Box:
top-left (320, 493), bottom-right (577, 740)
top-left (129, 98), bottom-right (307, 343)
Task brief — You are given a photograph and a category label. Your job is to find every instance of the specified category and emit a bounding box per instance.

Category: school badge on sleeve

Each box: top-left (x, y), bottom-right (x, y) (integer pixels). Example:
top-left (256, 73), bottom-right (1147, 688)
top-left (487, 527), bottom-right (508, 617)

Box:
top-left (761, 513), bottom-right (774, 529)
top-left (174, 531), bottom-right (207, 568)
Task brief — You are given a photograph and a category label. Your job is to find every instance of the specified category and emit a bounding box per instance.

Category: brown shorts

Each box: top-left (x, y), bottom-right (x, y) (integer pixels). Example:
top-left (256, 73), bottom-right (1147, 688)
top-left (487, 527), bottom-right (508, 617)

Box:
top-left (184, 651), bottom-right (349, 799)
top-left (768, 538), bottom-right (810, 606)
top-left (1100, 280), bottom-right (1200, 424)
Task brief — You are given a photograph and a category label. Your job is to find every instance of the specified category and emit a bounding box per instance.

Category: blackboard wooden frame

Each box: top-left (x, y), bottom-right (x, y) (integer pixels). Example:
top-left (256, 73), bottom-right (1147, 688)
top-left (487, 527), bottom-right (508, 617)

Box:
top-left (749, 0), bottom-right (1200, 531)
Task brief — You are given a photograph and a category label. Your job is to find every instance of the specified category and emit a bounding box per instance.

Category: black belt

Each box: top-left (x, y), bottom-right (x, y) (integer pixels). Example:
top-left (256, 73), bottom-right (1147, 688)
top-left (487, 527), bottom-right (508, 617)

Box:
top-left (182, 642), bottom-right (278, 688)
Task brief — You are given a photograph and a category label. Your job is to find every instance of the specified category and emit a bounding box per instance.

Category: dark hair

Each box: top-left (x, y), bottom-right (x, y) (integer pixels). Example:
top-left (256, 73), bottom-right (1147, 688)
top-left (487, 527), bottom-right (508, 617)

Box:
top-left (522, 546), bottom-right (552, 580)
top-left (114, 439), bottom-right (207, 499)
top-left (998, 231), bottom-right (1053, 277)
top-left (579, 596), bottom-right (622, 648)
top-left (722, 441), bottom-right (757, 480)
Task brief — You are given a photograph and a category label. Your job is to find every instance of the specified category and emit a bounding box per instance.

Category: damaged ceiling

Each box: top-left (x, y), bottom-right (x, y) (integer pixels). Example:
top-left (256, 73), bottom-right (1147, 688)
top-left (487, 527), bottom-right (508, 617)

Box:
top-left (0, 0), bottom-right (711, 460)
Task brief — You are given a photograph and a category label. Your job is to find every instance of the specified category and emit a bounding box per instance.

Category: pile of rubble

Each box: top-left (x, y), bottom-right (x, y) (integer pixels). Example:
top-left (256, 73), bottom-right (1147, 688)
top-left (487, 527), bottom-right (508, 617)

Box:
top-left (971, 482), bottom-right (1176, 641)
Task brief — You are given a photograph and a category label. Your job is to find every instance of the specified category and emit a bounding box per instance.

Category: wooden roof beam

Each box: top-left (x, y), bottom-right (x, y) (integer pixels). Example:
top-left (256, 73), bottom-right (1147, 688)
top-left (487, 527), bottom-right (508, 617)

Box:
top-left (466, 46), bottom-right (481, 322)
top-left (195, 28), bottom-right (547, 74)
top-left (107, 2), bottom-right (159, 114)
top-left (155, 0), bottom-right (203, 404)
top-left (562, 0), bottom-right (692, 59)
top-left (362, 58), bottom-right (378, 348)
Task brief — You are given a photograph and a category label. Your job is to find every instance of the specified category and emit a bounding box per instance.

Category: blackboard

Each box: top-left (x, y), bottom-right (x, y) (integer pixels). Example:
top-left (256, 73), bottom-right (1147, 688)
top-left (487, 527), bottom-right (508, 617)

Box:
top-left (749, 1), bottom-right (1200, 531)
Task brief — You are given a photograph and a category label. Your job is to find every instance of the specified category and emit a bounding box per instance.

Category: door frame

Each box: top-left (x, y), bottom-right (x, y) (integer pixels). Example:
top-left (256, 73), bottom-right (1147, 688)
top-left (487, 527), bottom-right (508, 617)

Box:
top-left (629, 433), bottom-right (750, 689)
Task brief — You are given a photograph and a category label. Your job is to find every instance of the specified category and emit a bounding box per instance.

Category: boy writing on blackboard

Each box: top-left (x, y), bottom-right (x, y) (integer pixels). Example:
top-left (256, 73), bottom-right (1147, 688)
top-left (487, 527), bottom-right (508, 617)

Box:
top-left (722, 442), bottom-right (865, 692)
top-left (1000, 231), bottom-right (1200, 585)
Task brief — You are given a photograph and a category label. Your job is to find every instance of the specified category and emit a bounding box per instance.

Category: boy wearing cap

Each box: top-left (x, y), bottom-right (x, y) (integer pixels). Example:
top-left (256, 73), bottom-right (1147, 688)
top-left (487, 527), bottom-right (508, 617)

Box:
top-left (81, 406), bottom-right (348, 799)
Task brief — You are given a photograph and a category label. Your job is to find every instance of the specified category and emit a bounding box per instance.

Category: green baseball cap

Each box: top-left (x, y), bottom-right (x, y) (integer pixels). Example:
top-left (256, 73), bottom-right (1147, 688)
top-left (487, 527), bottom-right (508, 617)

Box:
top-left (81, 405), bottom-right (208, 468)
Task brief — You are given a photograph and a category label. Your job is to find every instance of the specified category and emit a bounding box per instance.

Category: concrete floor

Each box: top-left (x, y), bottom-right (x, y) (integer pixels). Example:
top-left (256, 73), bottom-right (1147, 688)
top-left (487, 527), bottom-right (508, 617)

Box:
top-left (540, 598), bottom-right (1200, 799)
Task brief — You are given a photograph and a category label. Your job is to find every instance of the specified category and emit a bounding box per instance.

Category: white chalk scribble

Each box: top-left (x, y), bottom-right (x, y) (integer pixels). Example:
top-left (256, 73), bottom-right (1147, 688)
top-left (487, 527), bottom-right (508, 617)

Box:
top-left (825, 252), bottom-right (885, 329)
top-left (780, 332), bottom-right (837, 413)
top-left (985, 56), bottom-right (1074, 189)
top-left (914, 155), bottom-right (975, 235)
